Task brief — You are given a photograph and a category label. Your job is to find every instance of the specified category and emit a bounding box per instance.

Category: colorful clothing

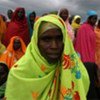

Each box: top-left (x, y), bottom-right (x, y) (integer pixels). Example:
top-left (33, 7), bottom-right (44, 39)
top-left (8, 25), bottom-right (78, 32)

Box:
top-left (0, 42), bottom-right (6, 57)
top-left (74, 22), bottom-right (96, 62)
top-left (71, 15), bottom-right (81, 31)
top-left (0, 36), bottom-right (26, 69)
top-left (3, 7), bottom-right (30, 47)
top-left (58, 9), bottom-right (75, 41)
top-left (26, 11), bottom-right (33, 39)
top-left (95, 27), bottom-right (100, 68)
top-left (0, 15), bottom-right (6, 41)
top-left (5, 15), bottom-right (89, 100)
top-left (65, 21), bottom-right (75, 41)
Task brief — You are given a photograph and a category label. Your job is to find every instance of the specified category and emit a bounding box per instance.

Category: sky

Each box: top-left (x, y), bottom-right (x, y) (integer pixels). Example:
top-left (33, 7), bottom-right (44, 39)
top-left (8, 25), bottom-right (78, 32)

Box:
top-left (0, 0), bottom-right (100, 20)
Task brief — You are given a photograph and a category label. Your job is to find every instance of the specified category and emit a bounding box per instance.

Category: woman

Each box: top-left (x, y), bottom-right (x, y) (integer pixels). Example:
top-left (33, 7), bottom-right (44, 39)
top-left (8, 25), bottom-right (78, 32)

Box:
top-left (27, 11), bottom-right (36, 38)
top-left (6, 9), bottom-right (14, 27)
top-left (71, 15), bottom-right (81, 37)
top-left (58, 8), bottom-right (75, 42)
top-left (0, 15), bottom-right (6, 57)
top-left (0, 15), bottom-right (6, 42)
top-left (5, 15), bottom-right (89, 100)
top-left (74, 10), bottom-right (98, 99)
top-left (0, 36), bottom-right (26, 69)
top-left (95, 19), bottom-right (100, 97)
top-left (3, 7), bottom-right (30, 47)
top-left (95, 19), bottom-right (100, 68)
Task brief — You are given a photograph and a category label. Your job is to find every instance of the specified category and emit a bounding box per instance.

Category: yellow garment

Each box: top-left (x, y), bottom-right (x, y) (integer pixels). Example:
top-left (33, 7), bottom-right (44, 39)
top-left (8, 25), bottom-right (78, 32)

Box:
top-left (0, 42), bottom-right (6, 57)
top-left (71, 15), bottom-right (81, 30)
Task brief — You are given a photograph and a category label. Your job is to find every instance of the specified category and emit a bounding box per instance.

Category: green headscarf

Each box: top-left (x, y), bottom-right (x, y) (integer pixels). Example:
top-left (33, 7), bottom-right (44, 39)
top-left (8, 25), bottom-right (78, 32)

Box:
top-left (5, 14), bottom-right (89, 100)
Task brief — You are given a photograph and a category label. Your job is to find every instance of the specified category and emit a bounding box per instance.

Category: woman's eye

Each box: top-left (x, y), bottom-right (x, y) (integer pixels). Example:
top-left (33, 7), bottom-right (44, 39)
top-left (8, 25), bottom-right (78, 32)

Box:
top-left (56, 36), bottom-right (63, 41)
top-left (41, 37), bottom-right (51, 42)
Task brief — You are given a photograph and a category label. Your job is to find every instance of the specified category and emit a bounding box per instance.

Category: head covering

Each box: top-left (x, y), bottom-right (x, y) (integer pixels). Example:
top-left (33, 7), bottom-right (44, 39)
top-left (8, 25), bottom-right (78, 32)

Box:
top-left (87, 10), bottom-right (97, 18)
top-left (3, 7), bottom-right (30, 47)
top-left (71, 15), bottom-right (81, 30)
top-left (5, 15), bottom-right (89, 100)
top-left (58, 8), bottom-right (75, 41)
top-left (39, 22), bottom-right (59, 36)
top-left (26, 11), bottom-right (33, 38)
top-left (0, 15), bottom-right (6, 41)
top-left (0, 36), bottom-right (26, 69)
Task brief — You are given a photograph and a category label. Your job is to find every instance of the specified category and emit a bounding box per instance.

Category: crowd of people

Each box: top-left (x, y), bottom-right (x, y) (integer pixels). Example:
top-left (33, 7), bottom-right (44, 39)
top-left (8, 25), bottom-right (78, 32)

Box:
top-left (0, 7), bottom-right (100, 100)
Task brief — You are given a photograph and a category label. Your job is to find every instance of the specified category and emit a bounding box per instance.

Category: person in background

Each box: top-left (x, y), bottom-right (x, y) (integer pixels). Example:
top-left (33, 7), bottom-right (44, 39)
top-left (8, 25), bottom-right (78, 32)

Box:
top-left (0, 14), bottom-right (7, 23)
top-left (0, 62), bottom-right (9, 99)
top-left (0, 36), bottom-right (26, 69)
top-left (58, 8), bottom-right (75, 42)
top-left (6, 9), bottom-right (13, 27)
top-left (74, 10), bottom-right (99, 99)
top-left (0, 15), bottom-right (6, 58)
top-left (3, 7), bottom-right (30, 47)
top-left (27, 11), bottom-right (36, 38)
top-left (69, 15), bottom-right (75, 25)
top-left (0, 15), bottom-right (6, 42)
top-left (71, 15), bottom-right (81, 38)
top-left (7, 9), bottom-right (13, 21)
top-left (95, 19), bottom-right (100, 98)
top-left (95, 19), bottom-right (100, 69)
top-left (5, 15), bottom-right (89, 100)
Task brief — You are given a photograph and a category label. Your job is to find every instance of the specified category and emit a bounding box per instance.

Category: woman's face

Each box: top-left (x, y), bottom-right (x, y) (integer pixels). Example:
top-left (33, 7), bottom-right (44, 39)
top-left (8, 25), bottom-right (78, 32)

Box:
top-left (59, 9), bottom-right (69, 21)
top-left (17, 9), bottom-right (24, 19)
top-left (13, 38), bottom-right (21, 50)
top-left (7, 10), bottom-right (13, 19)
top-left (38, 28), bottom-right (64, 64)
top-left (88, 15), bottom-right (98, 26)
top-left (29, 13), bottom-right (35, 22)
top-left (75, 18), bottom-right (81, 24)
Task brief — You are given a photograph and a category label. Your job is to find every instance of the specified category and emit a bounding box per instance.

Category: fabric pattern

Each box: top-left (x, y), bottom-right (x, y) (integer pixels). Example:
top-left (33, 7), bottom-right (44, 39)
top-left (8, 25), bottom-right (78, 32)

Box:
top-left (5, 15), bottom-right (89, 100)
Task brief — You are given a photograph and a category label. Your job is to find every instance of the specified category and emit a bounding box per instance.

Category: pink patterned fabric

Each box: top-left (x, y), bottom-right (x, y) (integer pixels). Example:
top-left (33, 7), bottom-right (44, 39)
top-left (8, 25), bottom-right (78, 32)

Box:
top-left (65, 20), bottom-right (75, 41)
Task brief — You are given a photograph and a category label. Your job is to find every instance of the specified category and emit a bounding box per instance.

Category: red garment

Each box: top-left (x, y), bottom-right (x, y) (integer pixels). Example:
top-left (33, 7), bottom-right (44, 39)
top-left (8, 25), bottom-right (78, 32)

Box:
top-left (74, 22), bottom-right (96, 62)
top-left (3, 7), bottom-right (30, 47)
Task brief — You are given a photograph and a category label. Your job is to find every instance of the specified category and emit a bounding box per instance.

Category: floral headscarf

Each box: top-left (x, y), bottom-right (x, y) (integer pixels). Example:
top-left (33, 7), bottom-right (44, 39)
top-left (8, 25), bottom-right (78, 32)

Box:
top-left (5, 15), bottom-right (89, 100)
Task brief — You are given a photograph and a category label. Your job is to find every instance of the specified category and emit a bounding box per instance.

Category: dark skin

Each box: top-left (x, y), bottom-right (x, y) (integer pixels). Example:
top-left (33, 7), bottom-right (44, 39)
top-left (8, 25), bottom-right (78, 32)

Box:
top-left (38, 28), bottom-right (64, 64)
top-left (17, 9), bottom-right (24, 20)
top-left (59, 9), bottom-right (69, 21)
top-left (75, 18), bottom-right (81, 24)
top-left (13, 38), bottom-right (21, 51)
top-left (87, 15), bottom-right (98, 26)
top-left (29, 12), bottom-right (36, 29)
top-left (7, 9), bottom-right (13, 20)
